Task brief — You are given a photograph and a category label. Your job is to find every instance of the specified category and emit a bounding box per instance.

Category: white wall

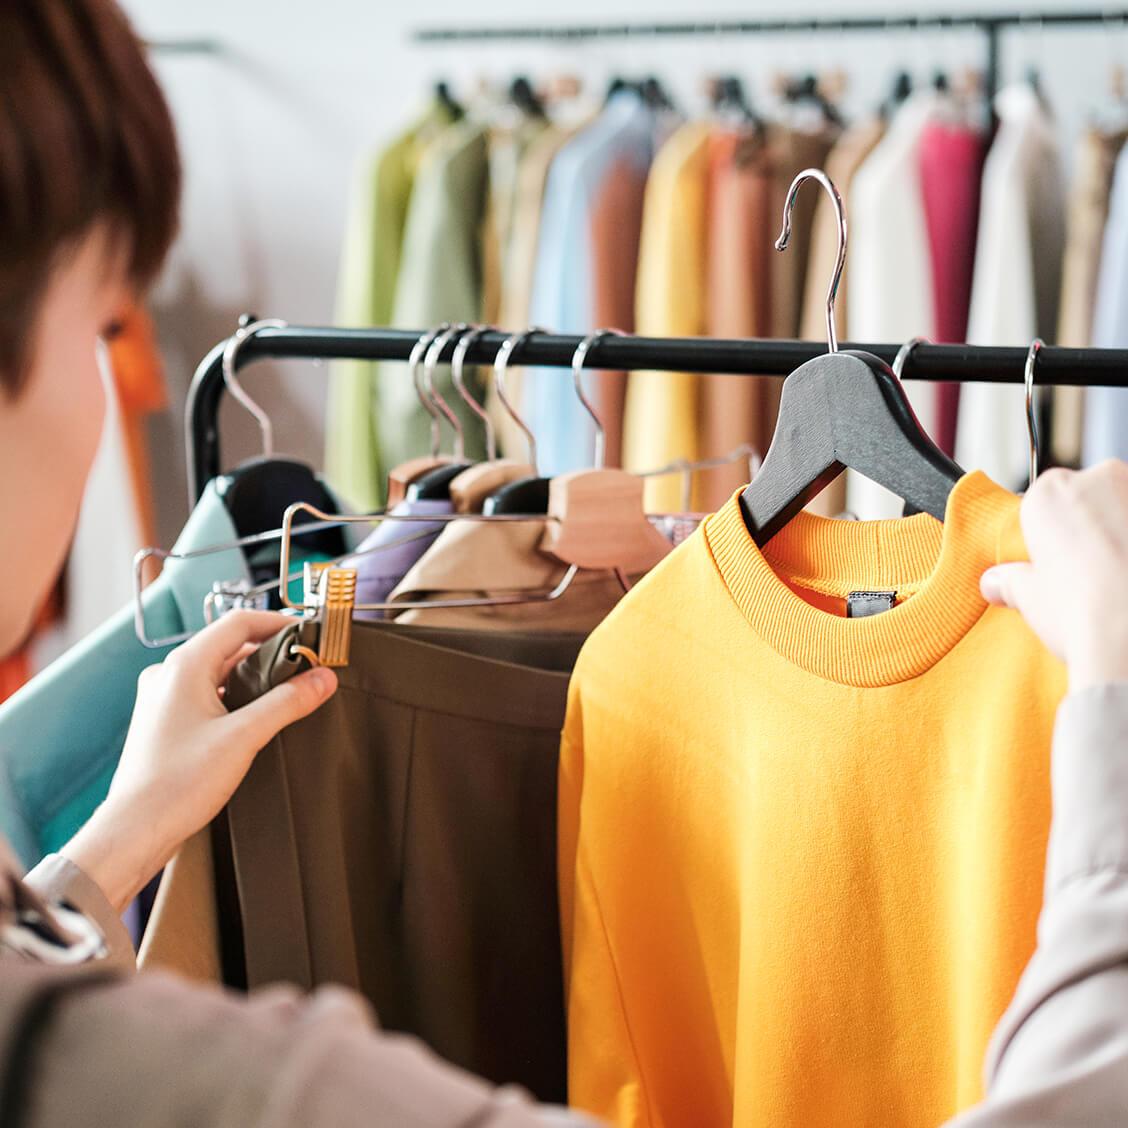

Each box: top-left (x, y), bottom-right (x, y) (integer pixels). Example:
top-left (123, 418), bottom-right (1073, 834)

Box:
top-left (121, 0), bottom-right (1128, 543)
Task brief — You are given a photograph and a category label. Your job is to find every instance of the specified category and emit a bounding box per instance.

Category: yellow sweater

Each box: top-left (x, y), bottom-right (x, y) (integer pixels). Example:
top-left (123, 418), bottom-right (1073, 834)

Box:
top-left (558, 472), bottom-right (1066, 1128)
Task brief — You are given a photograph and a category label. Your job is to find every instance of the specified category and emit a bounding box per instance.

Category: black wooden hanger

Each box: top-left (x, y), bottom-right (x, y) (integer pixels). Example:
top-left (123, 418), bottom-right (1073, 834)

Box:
top-left (739, 170), bottom-right (963, 546)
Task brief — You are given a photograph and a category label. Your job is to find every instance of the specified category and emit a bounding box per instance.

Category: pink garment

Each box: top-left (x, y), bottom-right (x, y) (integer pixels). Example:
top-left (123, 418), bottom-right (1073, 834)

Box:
top-left (918, 121), bottom-right (988, 456)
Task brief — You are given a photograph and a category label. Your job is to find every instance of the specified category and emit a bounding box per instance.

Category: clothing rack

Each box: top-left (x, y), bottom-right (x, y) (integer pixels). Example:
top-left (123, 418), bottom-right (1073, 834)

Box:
top-left (412, 9), bottom-right (1128, 102)
top-left (186, 324), bottom-right (1128, 502)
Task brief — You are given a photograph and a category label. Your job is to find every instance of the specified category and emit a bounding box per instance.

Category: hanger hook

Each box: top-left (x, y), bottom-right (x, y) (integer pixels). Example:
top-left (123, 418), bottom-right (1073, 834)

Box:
top-left (423, 322), bottom-right (469, 460)
top-left (408, 327), bottom-right (447, 457)
top-left (1025, 338), bottom-right (1044, 485)
top-left (222, 316), bottom-right (287, 457)
top-left (570, 328), bottom-right (625, 469)
top-left (493, 327), bottom-right (544, 473)
top-left (892, 336), bottom-right (929, 382)
top-left (775, 168), bottom-right (846, 353)
top-left (451, 324), bottom-right (498, 462)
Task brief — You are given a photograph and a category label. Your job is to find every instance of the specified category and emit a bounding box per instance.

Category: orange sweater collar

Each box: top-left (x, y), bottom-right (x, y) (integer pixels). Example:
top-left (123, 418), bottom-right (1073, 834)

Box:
top-left (704, 472), bottom-right (1023, 687)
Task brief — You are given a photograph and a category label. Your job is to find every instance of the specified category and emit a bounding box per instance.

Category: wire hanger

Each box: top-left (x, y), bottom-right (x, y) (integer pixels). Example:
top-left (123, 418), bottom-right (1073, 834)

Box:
top-left (386, 326), bottom-right (459, 506)
top-left (405, 323), bottom-right (476, 500)
top-left (221, 315), bottom-right (286, 456)
top-left (739, 169), bottom-right (963, 546)
top-left (1025, 337), bottom-right (1043, 484)
top-left (538, 330), bottom-right (671, 588)
top-left (452, 324), bottom-right (498, 461)
top-left (446, 325), bottom-right (539, 511)
top-left (481, 328), bottom-right (553, 514)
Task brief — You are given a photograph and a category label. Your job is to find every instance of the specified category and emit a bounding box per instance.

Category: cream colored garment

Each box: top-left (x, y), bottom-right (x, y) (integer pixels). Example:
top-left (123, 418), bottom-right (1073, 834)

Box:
top-left (845, 93), bottom-right (939, 520)
top-left (388, 519), bottom-right (647, 633)
top-left (1053, 127), bottom-right (1127, 465)
top-left (956, 84), bottom-right (1066, 491)
top-left (490, 123), bottom-right (581, 459)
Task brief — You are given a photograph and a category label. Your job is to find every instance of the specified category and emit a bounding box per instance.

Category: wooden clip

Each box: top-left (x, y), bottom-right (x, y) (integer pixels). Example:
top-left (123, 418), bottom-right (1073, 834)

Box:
top-left (303, 562), bottom-right (357, 667)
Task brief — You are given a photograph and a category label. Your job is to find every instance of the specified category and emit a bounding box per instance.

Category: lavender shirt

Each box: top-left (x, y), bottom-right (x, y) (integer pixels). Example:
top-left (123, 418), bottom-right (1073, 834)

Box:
top-left (344, 499), bottom-right (452, 620)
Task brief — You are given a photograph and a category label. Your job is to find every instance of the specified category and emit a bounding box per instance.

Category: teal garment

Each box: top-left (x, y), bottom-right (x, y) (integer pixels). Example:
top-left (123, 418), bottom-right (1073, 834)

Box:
top-left (325, 102), bottom-right (456, 513)
top-left (0, 482), bottom-right (363, 867)
top-left (0, 484), bottom-right (245, 867)
top-left (374, 119), bottom-right (491, 477)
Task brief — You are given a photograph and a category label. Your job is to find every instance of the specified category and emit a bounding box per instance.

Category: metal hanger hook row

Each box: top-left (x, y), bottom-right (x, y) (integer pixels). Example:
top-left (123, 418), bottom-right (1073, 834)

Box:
top-left (776, 168), bottom-right (846, 354)
top-left (571, 328), bottom-right (625, 470)
top-left (222, 316), bottom-right (288, 457)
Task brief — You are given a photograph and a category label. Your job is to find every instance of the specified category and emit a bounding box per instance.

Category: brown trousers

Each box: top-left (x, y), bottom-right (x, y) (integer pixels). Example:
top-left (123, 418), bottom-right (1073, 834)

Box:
top-left (219, 620), bottom-right (585, 1103)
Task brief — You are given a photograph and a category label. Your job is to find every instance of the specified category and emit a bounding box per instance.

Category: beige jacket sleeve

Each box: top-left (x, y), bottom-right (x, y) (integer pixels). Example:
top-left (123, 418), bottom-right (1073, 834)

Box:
top-left (947, 682), bottom-right (1128, 1126)
top-left (23, 853), bottom-right (135, 973)
top-left (11, 970), bottom-right (593, 1128)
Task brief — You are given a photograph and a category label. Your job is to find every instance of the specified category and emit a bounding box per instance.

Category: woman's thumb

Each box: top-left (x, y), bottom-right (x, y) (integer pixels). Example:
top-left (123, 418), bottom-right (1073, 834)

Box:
top-left (229, 666), bottom-right (338, 748)
top-left (980, 562), bottom-right (1032, 610)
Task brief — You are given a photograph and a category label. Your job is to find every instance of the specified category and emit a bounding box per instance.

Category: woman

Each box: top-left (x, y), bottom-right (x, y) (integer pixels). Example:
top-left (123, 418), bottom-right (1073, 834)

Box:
top-left (1, 1), bottom-right (1127, 1124)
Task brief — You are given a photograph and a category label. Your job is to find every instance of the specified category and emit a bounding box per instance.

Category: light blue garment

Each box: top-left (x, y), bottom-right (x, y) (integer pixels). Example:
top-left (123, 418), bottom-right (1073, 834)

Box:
top-left (345, 498), bottom-right (452, 620)
top-left (525, 92), bottom-right (660, 476)
top-left (0, 480), bottom-right (364, 867)
top-left (1084, 143), bottom-right (1128, 464)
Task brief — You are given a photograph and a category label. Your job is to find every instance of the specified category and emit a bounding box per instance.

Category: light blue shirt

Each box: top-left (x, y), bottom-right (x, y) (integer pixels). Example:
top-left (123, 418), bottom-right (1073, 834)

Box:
top-left (525, 92), bottom-right (660, 475)
top-left (1084, 141), bottom-right (1128, 464)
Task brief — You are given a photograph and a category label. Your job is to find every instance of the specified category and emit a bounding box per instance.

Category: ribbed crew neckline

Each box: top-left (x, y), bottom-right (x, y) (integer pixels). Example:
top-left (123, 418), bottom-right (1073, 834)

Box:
top-left (704, 472), bottom-right (1021, 687)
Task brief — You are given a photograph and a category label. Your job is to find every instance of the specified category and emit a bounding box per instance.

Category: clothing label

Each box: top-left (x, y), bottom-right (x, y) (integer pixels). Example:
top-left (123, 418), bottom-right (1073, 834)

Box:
top-left (846, 590), bottom-right (897, 618)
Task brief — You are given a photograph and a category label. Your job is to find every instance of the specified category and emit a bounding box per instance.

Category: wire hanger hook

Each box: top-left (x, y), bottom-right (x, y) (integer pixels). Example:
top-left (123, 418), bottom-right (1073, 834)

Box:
top-left (451, 325), bottom-right (498, 461)
top-left (407, 326), bottom-right (448, 457)
top-left (892, 337), bottom-right (930, 382)
top-left (493, 328), bottom-right (545, 473)
top-left (422, 322), bottom-right (470, 460)
top-left (775, 168), bottom-right (846, 353)
top-left (570, 329), bottom-right (625, 469)
top-left (1025, 338), bottom-right (1044, 485)
top-left (222, 316), bottom-right (287, 457)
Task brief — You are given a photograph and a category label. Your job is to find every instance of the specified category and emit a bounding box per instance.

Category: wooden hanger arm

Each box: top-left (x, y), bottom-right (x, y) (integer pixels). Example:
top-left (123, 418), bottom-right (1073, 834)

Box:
top-left (540, 469), bottom-right (674, 573)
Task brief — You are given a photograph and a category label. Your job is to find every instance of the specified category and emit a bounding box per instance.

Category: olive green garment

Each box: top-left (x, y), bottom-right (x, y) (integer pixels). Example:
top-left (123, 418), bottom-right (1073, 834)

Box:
top-left (324, 102), bottom-right (454, 513)
top-left (373, 120), bottom-right (492, 480)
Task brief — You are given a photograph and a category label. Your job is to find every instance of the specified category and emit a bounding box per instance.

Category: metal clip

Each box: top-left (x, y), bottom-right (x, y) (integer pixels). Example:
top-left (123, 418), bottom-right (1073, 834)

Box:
top-left (303, 562), bottom-right (356, 667)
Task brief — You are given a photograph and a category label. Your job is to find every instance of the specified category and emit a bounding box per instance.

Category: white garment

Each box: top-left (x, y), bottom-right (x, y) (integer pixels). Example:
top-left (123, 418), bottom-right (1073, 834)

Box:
top-left (33, 344), bottom-right (146, 668)
top-left (845, 92), bottom-right (938, 520)
top-left (956, 84), bottom-right (1066, 490)
top-left (1083, 142), bottom-right (1128, 464)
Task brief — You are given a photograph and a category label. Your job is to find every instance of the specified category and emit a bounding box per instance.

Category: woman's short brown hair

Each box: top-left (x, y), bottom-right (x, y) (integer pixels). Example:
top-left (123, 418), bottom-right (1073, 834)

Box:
top-left (0, 0), bottom-right (180, 395)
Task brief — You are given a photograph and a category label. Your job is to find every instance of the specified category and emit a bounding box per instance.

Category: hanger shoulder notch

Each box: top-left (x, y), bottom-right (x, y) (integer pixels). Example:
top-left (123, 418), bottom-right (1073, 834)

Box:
top-left (542, 468), bottom-right (673, 573)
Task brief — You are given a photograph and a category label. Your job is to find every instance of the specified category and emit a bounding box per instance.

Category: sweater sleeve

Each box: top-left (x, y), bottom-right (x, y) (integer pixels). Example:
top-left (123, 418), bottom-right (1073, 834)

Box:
top-left (944, 683), bottom-right (1128, 1126)
top-left (23, 853), bottom-right (135, 974)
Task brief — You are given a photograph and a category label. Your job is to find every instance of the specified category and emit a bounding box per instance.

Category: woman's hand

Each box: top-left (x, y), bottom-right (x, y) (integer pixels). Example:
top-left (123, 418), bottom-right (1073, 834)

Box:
top-left (981, 460), bottom-right (1128, 694)
top-left (61, 610), bottom-right (337, 914)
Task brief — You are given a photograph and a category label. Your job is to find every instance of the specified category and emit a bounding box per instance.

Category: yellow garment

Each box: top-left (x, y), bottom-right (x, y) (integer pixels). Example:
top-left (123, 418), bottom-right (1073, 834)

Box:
top-left (559, 471), bottom-right (1065, 1128)
top-left (622, 122), bottom-right (713, 512)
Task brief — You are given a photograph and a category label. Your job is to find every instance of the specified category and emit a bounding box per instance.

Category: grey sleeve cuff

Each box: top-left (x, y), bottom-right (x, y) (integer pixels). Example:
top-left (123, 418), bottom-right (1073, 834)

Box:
top-left (25, 853), bottom-right (136, 973)
top-left (1044, 682), bottom-right (1128, 892)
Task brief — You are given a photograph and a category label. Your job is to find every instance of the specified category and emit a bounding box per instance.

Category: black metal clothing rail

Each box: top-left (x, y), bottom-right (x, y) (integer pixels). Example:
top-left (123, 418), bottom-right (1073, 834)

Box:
top-left (412, 10), bottom-right (1128, 103)
top-left (186, 325), bottom-right (1128, 502)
